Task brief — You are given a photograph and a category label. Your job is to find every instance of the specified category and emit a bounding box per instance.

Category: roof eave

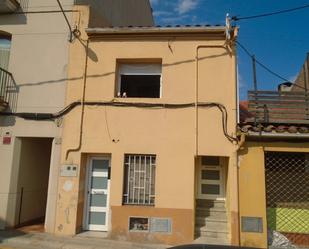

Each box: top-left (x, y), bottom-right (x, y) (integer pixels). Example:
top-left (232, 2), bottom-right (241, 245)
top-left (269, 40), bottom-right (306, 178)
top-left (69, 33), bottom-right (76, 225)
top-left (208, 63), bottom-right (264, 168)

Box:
top-left (85, 26), bottom-right (228, 38)
top-left (244, 131), bottom-right (309, 139)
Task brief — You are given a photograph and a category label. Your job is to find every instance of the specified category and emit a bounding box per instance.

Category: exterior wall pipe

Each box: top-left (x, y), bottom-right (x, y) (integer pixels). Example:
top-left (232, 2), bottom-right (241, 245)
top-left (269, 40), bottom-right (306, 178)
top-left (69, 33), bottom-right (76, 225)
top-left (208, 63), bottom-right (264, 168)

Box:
top-left (195, 40), bottom-right (240, 245)
top-left (234, 41), bottom-right (241, 246)
top-left (195, 43), bottom-right (230, 156)
top-left (65, 39), bottom-right (89, 160)
top-left (236, 134), bottom-right (245, 246)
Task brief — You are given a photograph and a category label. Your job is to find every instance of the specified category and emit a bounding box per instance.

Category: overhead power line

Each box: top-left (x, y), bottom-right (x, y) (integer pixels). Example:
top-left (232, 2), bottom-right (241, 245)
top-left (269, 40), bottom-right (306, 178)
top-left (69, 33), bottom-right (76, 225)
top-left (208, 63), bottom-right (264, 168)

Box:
top-left (232, 4), bottom-right (309, 21)
top-left (236, 41), bottom-right (306, 90)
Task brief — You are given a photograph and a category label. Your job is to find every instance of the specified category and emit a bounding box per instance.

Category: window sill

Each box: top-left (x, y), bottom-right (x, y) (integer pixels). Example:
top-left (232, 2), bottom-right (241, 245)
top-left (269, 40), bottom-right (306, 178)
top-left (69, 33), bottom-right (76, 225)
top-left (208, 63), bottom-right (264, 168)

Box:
top-left (114, 97), bottom-right (162, 102)
top-left (122, 204), bottom-right (155, 207)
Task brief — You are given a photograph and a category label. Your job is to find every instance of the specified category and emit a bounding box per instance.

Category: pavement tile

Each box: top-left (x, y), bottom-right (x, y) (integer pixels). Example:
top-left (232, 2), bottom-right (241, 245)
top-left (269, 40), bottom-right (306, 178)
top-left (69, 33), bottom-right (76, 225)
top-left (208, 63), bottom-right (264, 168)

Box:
top-left (0, 231), bottom-right (169, 249)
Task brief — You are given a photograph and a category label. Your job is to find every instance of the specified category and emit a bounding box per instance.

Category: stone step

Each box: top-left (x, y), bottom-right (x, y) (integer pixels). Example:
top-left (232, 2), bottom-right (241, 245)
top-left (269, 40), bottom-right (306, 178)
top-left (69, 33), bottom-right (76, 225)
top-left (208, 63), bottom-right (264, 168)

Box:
top-left (193, 236), bottom-right (230, 245)
top-left (195, 216), bottom-right (227, 225)
top-left (195, 218), bottom-right (228, 229)
top-left (196, 205), bottom-right (226, 212)
top-left (196, 223), bottom-right (228, 233)
top-left (196, 199), bottom-right (226, 209)
top-left (195, 228), bottom-right (229, 239)
top-left (195, 208), bottom-right (227, 219)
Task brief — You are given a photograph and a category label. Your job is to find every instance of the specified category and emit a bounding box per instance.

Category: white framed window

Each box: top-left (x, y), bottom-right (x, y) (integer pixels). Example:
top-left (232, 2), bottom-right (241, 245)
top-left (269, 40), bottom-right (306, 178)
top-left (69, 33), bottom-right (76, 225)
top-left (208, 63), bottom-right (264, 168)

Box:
top-left (117, 63), bottom-right (162, 98)
top-left (0, 32), bottom-right (11, 70)
top-left (123, 154), bottom-right (156, 205)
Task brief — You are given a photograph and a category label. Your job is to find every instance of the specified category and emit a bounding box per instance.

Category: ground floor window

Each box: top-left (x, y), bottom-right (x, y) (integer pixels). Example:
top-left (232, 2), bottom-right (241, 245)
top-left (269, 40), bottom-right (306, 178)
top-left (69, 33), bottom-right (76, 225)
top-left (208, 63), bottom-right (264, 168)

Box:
top-left (123, 154), bottom-right (156, 205)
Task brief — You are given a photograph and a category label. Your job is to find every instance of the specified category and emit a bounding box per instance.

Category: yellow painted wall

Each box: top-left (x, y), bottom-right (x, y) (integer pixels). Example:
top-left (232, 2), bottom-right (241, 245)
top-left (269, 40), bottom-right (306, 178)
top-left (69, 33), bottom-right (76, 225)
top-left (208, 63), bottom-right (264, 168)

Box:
top-left (54, 7), bottom-right (238, 244)
top-left (239, 145), bottom-right (267, 248)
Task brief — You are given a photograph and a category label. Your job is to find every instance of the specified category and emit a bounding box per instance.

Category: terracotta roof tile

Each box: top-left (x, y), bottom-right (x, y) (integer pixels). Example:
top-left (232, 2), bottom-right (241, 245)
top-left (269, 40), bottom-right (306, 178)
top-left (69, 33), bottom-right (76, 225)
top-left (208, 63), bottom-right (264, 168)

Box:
top-left (238, 124), bottom-right (309, 134)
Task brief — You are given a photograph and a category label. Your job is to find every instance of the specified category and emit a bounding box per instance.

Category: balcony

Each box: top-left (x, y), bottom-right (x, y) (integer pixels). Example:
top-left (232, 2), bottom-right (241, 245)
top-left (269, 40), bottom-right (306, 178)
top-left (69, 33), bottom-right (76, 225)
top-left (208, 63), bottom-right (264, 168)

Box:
top-left (0, 67), bottom-right (17, 112)
top-left (244, 90), bottom-right (309, 125)
top-left (0, 0), bottom-right (20, 13)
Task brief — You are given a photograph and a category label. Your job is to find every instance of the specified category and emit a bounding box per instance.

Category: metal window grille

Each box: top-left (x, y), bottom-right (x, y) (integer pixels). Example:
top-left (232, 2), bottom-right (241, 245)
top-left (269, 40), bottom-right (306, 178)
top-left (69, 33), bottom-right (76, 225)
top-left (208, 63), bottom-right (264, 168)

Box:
top-left (123, 154), bottom-right (156, 205)
top-left (265, 152), bottom-right (309, 247)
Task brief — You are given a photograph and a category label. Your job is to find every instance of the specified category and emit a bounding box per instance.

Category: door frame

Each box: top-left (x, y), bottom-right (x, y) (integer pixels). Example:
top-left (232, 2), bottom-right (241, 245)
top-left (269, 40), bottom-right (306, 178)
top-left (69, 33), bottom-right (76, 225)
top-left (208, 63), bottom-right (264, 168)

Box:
top-left (197, 157), bottom-right (226, 200)
top-left (83, 156), bottom-right (111, 231)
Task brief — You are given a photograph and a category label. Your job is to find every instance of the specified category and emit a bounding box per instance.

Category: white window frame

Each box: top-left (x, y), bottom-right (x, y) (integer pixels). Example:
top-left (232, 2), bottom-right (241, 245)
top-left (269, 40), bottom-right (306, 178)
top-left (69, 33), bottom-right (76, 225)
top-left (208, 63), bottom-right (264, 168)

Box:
top-left (123, 154), bottom-right (156, 206)
top-left (197, 157), bottom-right (226, 200)
top-left (117, 63), bottom-right (162, 98)
top-left (0, 35), bottom-right (11, 70)
top-left (83, 156), bottom-right (111, 231)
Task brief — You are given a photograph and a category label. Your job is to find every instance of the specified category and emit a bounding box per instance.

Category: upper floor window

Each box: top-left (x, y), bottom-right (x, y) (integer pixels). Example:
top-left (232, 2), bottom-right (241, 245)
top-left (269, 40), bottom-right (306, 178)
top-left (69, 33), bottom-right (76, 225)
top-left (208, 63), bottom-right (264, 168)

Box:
top-left (117, 62), bottom-right (162, 98)
top-left (0, 32), bottom-right (12, 70)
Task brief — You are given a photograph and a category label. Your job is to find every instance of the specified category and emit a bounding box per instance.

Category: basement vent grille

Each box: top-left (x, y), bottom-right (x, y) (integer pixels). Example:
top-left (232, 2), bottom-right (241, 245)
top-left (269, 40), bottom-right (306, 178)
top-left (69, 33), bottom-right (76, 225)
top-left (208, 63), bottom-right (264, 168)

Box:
top-left (150, 218), bottom-right (172, 233)
top-left (241, 216), bottom-right (263, 233)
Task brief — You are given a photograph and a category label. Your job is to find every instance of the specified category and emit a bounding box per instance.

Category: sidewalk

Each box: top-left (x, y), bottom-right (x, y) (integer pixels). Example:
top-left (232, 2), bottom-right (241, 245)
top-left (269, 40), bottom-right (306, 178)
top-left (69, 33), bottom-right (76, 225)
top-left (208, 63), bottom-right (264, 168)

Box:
top-left (0, 230), bottom-right (169, 249)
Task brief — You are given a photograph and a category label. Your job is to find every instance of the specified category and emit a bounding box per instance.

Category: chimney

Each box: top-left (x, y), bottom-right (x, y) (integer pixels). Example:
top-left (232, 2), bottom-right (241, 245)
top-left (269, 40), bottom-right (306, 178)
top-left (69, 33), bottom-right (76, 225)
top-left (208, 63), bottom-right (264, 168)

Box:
top-left (277, 82), bottom-right (293, 92)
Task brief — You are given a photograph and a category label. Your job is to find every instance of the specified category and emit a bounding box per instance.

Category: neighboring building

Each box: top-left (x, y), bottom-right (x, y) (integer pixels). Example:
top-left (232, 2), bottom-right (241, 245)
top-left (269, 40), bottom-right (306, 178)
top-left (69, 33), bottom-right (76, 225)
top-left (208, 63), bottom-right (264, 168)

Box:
top-left (53, 7), bottom-right (239, 246)
top-left (0, 0), bottom-right (153, 233)
top-left (292, 53), bottom-right (309, 91)
top-left (239, 88), bottom-right (309, 247)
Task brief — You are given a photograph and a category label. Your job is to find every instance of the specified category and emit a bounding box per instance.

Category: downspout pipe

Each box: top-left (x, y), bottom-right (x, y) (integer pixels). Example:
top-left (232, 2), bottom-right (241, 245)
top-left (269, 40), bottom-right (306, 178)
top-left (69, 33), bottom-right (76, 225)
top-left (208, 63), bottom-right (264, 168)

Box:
top-left (235, 40), bottom-right (241, 246)
top-left (195, 17), bottom-right (237, 157)
top-left (236, 133), bottom-right (246, 246)
top-left (65, 39), bottom-right (89, 160)
top-left (195, 26), bottom-right (240, 245)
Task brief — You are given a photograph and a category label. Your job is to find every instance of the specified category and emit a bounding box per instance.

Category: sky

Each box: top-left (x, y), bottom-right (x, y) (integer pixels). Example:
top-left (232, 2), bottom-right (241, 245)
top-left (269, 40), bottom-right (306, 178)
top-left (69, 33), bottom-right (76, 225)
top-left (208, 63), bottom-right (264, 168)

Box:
top-left (150, 0), bottom-right (309, 100)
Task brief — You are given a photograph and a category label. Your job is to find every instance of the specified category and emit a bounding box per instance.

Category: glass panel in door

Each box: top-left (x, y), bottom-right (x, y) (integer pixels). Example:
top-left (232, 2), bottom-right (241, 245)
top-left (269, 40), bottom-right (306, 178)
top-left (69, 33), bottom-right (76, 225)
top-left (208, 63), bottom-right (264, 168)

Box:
top-left (86, 158), bottom-right (110, 231)
top-left (198, 165), bottom-right (223, 200)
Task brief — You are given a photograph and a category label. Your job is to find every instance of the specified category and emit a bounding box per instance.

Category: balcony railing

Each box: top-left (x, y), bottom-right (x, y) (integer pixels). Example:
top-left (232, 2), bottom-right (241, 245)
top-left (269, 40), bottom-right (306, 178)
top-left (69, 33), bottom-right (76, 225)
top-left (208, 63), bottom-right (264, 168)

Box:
top-left (0, 67), bottom-right (17, 112)
top-left (246, 90), bottom-right (309, 125)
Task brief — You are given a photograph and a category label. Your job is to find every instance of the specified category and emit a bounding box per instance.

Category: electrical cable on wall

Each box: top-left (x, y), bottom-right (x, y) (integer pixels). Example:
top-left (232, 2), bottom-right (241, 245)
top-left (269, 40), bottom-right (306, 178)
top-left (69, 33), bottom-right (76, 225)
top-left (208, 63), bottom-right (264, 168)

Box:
top-left (0, 10), bottom-right (79, 15)
top-left (56, 0), bottom-right (78, 42)
top-left (232, 4), bottom-right (309, 21)
top-left (0, 101), bottom-right (238, 143)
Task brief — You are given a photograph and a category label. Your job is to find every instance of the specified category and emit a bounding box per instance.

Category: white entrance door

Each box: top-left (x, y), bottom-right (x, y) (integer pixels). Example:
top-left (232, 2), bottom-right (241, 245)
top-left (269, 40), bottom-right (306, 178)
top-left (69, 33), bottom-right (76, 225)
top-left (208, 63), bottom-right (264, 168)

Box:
top-left (84, 157), bottom-right (110, 231)
top-left (198, 163), bottom-right (224, 200)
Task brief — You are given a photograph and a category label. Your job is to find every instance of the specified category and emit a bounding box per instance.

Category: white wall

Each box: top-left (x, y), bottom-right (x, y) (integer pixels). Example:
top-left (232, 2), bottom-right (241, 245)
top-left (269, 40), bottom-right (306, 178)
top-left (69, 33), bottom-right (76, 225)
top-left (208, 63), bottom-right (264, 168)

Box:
top-left (0, 0), bottom-right (74, 230)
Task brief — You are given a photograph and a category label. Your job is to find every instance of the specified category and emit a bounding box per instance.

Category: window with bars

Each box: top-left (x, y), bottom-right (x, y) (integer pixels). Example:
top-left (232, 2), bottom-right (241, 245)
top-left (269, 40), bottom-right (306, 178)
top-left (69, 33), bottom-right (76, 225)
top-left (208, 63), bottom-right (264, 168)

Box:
top-left (123, 154), bottom-right (156, 205)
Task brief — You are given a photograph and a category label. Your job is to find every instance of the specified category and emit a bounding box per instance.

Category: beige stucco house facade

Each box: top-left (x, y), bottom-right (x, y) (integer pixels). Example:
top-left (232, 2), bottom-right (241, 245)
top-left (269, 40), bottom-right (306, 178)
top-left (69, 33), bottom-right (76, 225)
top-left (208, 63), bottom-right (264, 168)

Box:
top-left (0, 0), bottom-right (153, 234)
top-left (1, 2), bottom-right (307, 248)
top-left (52, 7), bottom-right (240, 246)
